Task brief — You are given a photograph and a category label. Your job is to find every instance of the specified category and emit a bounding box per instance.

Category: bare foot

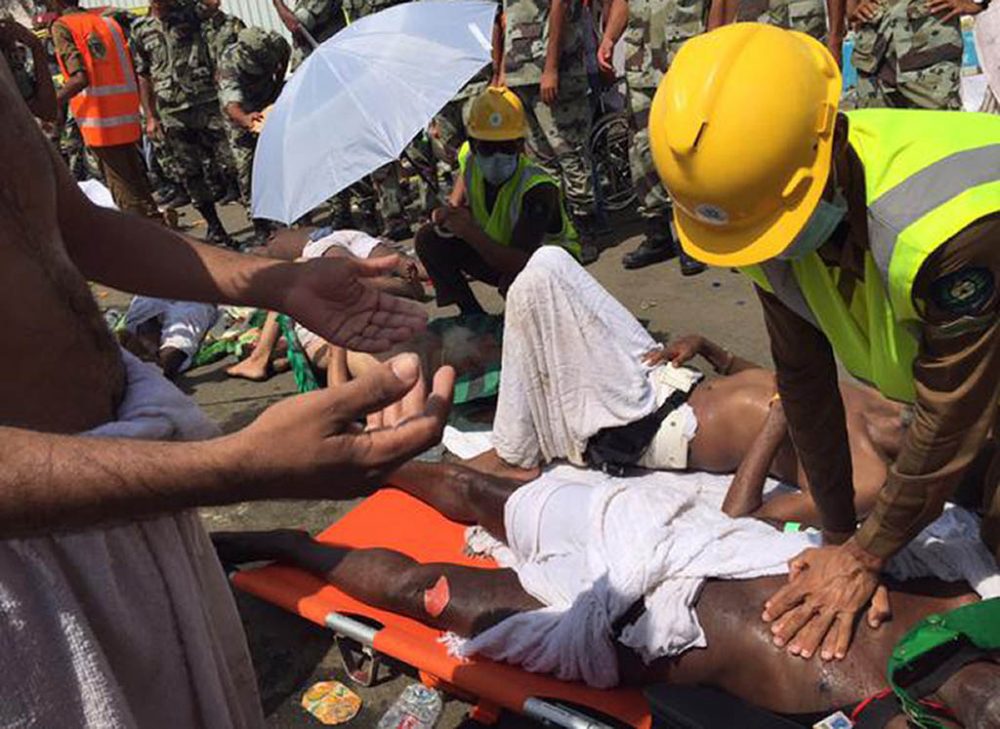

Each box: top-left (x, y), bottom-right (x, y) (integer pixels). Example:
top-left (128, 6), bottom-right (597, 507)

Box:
top-left (211, 528), bottom-right (310, 565)
top-left (226, 356), bottom-right (272, 381)
top-left (460, 449), bottom-right (540, 483)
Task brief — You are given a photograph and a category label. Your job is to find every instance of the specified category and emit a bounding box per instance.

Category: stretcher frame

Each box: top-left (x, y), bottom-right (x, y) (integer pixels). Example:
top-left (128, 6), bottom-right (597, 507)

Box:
top-left (230, 488), bottom-right (653, 729)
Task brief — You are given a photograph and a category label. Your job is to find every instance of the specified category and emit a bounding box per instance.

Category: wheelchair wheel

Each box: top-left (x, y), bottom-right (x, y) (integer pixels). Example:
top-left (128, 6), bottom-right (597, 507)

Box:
top-left (590, 111), bottom-right (636, 213)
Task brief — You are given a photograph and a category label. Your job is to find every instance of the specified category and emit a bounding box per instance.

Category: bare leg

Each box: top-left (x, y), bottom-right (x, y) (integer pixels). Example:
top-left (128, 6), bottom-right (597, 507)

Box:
top-left (226, 311), bottom-right (281, 381)
top-left (459, 449), bottom-right (541, 483)
top-left (211, 529), bottom-right (541, 636)
top-left (387, 461), bottom-right (519, 542)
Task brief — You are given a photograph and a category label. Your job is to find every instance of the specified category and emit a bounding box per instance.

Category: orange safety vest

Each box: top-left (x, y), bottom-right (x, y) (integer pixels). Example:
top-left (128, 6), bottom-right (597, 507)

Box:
top-left (54, 12), bottom-right (141, 147)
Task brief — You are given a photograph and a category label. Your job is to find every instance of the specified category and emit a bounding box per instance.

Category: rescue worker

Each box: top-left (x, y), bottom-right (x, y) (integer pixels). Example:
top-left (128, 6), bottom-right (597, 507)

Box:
top-left (414, 86), bottom-right (582, 315)
top-left (46, 0), bottom-right (161, 219)
top-left (650, 23), bottom-right (1000, 661)
top-left (500, 0), bottom-right (600, 262)
top-left (598, 0), bottom-right (707, 274)
top-left (132, 0), bottom-right (235, 245)
top-left (198, 0), bottom-right (244, 65)
top-left (217, 26), bottom-right (289, 240)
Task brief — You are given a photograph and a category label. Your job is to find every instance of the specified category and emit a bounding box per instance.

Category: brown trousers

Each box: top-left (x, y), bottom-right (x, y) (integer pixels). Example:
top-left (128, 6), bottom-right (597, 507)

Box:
top-left (91, 143), bottom-right (161, 221)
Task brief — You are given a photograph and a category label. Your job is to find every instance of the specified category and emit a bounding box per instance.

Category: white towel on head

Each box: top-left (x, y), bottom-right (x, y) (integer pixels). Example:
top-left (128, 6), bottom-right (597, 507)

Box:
top-left (493, 247), bottom-right (676, 468)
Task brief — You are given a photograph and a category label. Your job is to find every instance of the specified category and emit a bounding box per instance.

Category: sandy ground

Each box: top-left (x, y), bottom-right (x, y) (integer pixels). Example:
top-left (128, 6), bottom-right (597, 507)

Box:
top-left (95, 200), bottom-right (776, 729)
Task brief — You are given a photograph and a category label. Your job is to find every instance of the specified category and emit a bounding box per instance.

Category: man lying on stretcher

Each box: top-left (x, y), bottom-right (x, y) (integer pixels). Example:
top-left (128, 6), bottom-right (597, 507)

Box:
top-left (465, 246), bottom-right (919, 528)
top-left (214, 457), bottom-right (1000, 726)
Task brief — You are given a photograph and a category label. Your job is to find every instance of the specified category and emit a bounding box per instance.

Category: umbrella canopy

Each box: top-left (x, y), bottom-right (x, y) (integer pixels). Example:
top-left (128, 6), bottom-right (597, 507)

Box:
top-left (252, 0), bottom-right (496, 224)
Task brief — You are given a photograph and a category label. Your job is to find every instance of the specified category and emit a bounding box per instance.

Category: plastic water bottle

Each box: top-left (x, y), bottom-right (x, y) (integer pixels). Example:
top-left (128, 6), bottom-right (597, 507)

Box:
top-left (376, 684), bottom-right (443, 729)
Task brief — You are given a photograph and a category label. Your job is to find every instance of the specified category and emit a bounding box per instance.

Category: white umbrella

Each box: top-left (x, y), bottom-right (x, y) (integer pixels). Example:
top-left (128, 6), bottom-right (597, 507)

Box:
top-left (252, 0), bottom-right (496, 224)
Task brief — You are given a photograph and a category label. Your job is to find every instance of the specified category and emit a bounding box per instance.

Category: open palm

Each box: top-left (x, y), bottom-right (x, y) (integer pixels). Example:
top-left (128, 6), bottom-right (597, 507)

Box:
top-left (282, 256), bottom-right (428, 353)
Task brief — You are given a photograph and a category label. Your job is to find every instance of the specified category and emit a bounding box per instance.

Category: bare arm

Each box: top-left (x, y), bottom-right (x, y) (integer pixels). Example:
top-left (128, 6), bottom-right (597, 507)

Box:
top-left (707, 0), bottom-right (728, 28)
top-left (56, 69), bottom-right (87, 106)
top-left (11, 24), bottom-right (58, 122)
top-left (271, 0), bottom-right (303, 34)
top-left (698, 335), bottom-right (760, 374)
top-left (448, 172), bottom-right (467, 207)
top-left (0, 360), bottom-right (454, 538)
top-left (826, 0), bottom-right (846, 65)
top-left (491, 10), bottom-right (504, 85)
top-left (540, 0), bottom-right (567, 103)
top-left (138, 74), bottom-right (161, 137)
top-left (722, 399), bottom-right (788, 518)
top-left (601, 0), bottom-right (628, 44)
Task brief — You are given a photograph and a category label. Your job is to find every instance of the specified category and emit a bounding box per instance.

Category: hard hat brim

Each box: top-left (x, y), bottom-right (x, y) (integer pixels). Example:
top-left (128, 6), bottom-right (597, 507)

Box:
top-left (673, 128), bottom-right (834, 268)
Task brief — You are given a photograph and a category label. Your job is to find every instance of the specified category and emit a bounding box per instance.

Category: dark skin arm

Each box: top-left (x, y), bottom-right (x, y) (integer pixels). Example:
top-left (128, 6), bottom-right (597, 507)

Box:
top-left (271, 0), bottom-right (303, 34)
top-left (722, 398), bottom-right (789, 518)
top-left (540, 0), bottom-right (567, 105)
top-left (56, 69), bottom-right (87, 106)
top-left (138, 74), bottom-right (162, 139)
top-left (597, 0), bottom-right (627, 74)
top-left (707, 0), bottom-right (728, 29)
top-left (432, 182), bottom-right (560, 277)
top-left (224, 100), bottom-right (260, 130)
top-left (642, 333), bottom-right (760, 374)
top-left (826, 0), bottom-right (846, 66)
top-left (491, 10), bottom-right (504, 86)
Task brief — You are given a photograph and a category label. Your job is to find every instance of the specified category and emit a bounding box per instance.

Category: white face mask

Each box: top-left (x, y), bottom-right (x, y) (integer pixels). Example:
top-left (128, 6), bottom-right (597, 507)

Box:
top-left (477, 152), bottom-right (518, 186)
top-left (777, 189), bottom-right (848, 261)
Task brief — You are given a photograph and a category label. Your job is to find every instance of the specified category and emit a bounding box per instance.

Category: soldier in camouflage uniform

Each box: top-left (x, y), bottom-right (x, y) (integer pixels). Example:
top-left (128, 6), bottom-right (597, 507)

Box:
top-left (218, 26), bottom-right (289, 237)
top-left (734, 0), bottom-right (830, 41)
top-left (198, 0), bottom-right (244, 64)
top-left (501, 0), bottom-right (599, 255)
top-left (430, 71), bottom-right (489, 189)
top-left (599, 0), bottom-right (706, 273)
top-left (132, 0), bottom-right (235, 244)
top-left (845, 0), bottom-right (965, 110)
top-left (344, 0), bottom-right (418, 239)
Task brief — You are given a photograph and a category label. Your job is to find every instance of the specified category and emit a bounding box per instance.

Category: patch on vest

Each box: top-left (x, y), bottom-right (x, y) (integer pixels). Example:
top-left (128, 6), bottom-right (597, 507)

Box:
top-left (929, 267), bottom-right (994, 316)
top-left (86, 32), bottom-right (108, 60)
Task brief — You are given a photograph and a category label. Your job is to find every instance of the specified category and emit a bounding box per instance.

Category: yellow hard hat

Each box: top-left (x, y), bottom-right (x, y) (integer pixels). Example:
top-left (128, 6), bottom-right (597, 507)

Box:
top-left (649, 23), bottom-right (842, 267)
top-left (467, 86), bottom-right (528, 142)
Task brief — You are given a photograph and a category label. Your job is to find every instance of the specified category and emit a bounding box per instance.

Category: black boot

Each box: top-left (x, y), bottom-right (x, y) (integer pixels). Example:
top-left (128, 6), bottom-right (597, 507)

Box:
top-left (623, 218), bottom-right (678, 270)
top-left (572, 213), bottom-right (601, 265)
top-left (163, 188), bottom-right (191, 209)
top-left (678, 247), bottom-right (707, 277)
top-left (195, 202), bottom-right (236, 249)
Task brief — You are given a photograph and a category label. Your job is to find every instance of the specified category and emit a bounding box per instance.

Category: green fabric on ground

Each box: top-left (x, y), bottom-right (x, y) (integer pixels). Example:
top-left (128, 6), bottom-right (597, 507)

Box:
top-left (426, 313), bottom-right (503, 405)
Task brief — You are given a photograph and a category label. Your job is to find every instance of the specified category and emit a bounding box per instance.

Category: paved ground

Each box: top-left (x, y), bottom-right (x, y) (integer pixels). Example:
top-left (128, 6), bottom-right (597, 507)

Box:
top-left (96, 200), bottom-right (775, 728)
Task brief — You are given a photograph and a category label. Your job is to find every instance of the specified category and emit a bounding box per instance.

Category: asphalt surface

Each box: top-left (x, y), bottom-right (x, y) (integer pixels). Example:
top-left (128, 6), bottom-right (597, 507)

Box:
top-left (95, 200), bottom-right (776, 729)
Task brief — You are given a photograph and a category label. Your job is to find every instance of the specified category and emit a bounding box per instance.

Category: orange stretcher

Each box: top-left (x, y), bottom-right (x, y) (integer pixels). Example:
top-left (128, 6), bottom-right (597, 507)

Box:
top-left (231, 488), bottom-right (653, 728)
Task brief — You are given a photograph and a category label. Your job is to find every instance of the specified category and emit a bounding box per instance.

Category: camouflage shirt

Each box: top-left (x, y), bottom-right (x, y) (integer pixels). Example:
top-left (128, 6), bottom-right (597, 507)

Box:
top-left (293, 0), bottom-right (346, 44)
top-left (735, 0), bottom-right (827, 41)
top-left (624, 0), bottom-right (709, 89)
top-left (131, 10), bottom-right (218, 117)
top-left (201, 9), bottom-right (245, 65)
top-left (502, 0), bottom-right (588, 87)
top-left (217, 27), bottom-right (289, 110)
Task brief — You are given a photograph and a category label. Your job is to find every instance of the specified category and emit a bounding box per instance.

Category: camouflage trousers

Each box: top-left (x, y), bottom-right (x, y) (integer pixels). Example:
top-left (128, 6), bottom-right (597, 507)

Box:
top-left (60, 113), bottom-right (103, 182)
top-left (161, 105), bottom-right (238, 204)
top-left (511, 75), bottom-right (596, 219)
top-left (626, 82), bottom-right (670, 223)
top-left (226, 121), bottom-right (256, 206)
top-left (735, 0), bottom-right (827, 40)
top-left (844, 8), bottom-right (963, 111)
top-left (848, 61), bottom-right (962, 110)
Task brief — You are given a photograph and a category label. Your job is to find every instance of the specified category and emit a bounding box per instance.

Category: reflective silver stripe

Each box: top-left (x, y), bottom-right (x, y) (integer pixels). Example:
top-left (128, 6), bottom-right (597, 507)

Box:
top-left (868, 144), bottom-right (1000, 283)
top-left (78, 17), bottom-right (138, 100)
top-left (760, 259), bottom-right (821, 329)
top-left (77, 112), bottom-right (141, 128)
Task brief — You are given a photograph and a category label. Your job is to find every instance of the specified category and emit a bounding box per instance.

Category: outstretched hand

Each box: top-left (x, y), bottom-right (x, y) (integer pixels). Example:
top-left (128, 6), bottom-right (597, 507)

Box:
top-left (236, 354), bottom-right (455, 498)
top-left (280, 255), bottom-right (428, 353)
top-left (642, 334), bottom-right (705, 367)
top-left (762, 542), bottom-right (890, 661)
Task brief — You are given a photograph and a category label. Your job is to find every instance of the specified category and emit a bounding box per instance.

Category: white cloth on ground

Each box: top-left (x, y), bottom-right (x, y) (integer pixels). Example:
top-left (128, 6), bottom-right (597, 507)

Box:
top-left (302, 228), bottom-right (382, 261)
top-left (454, 466), bottom-right (1000, 689)
top-left (124, 296), bottom-right (220, 372)
top-left (296, 229), bottom-right (381, 349)
top-left (493, 246), bottom-right (674, 468)
top-left (0, 350), bottom-right (264, 729)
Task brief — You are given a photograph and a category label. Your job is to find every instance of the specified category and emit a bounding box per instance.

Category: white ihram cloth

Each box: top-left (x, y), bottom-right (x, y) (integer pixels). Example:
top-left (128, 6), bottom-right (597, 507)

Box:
top-left (124, 296), bottom-right (220, 372)
top-left (453, 467), bottom-right (1000, 689)
top-left (0, 351), bottom-right (264, 729)
top-left (296, 229), bottom-right (381, 349)
top-left (493, 247), bottom-right (700, 469)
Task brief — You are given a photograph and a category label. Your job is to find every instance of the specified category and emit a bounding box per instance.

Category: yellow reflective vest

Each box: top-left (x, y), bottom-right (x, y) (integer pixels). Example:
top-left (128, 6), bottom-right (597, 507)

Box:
top-left (458, 142), bottom-right (581, 259)
top-left (744, 109), bottom-right (1000, 403)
